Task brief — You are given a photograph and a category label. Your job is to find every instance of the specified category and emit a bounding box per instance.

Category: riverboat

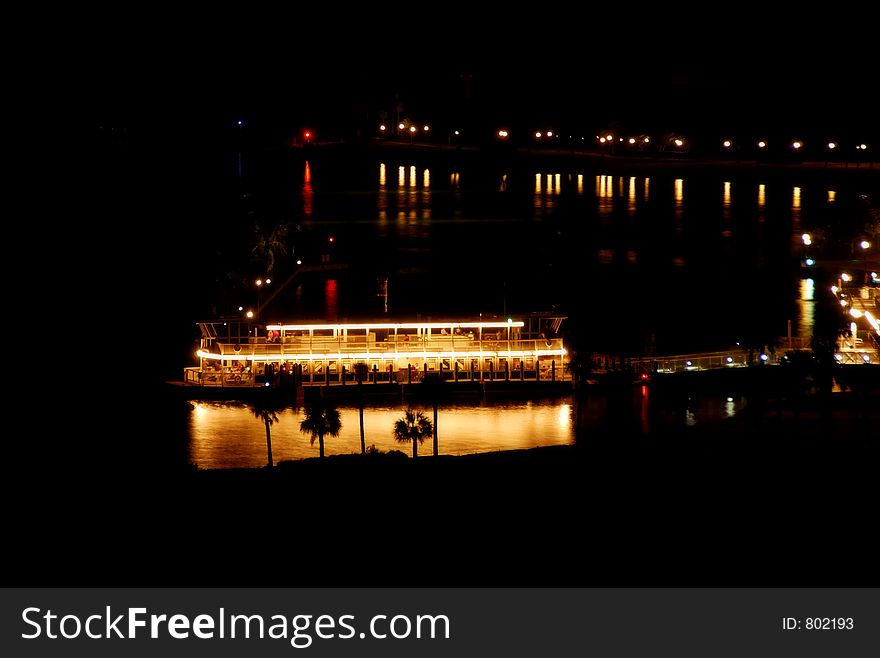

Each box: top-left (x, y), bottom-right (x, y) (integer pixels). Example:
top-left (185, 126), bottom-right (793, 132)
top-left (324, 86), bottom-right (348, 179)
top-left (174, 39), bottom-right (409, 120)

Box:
top-left (183, 315), bottom-right (568, 389)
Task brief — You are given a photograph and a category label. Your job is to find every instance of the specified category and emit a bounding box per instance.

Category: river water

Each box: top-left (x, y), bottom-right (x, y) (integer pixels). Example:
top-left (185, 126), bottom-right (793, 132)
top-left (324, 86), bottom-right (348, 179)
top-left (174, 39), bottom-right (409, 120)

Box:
top-left (189, 399), bottom-right (574, 468)
top-left (176, 148), bottom-right (875, 467)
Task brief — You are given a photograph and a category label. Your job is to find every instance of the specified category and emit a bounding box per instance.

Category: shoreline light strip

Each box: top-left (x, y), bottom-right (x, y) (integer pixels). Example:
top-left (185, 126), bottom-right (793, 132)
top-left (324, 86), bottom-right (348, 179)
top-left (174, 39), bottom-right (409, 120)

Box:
top-left (264, 321), bottom-right (525, 331)
top-left (197, 349), bottom-right (566, 362)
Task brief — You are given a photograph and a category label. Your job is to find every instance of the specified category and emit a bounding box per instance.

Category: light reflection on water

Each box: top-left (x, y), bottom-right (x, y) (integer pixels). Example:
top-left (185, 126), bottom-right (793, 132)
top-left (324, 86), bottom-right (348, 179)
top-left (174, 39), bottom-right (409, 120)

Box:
top-left (189, 400), bottom-right (575, 469)
top-left (798, 278), bottom-right (815, 338)
top-left (189, 391), bottom-right (751, 469)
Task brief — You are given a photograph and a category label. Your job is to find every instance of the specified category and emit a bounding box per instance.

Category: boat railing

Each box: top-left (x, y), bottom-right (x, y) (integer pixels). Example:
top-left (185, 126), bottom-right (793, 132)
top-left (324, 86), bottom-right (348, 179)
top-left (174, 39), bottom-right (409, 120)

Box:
top-left (183, 366), bottom-right (255, 387)
top-left (215, 337), bottom-right (565, 357)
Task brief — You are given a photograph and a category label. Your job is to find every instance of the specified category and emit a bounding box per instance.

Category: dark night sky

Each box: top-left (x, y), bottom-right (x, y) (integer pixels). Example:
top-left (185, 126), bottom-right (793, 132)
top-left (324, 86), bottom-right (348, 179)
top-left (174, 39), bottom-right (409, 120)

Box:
top-left (62, 6), bottom-right (876, 143)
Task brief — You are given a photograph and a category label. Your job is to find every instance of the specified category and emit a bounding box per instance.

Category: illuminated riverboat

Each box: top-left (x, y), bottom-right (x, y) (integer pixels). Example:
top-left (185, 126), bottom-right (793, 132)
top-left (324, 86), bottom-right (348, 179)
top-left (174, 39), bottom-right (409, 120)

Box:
top-left (184, 316), bottom-right (568, 388)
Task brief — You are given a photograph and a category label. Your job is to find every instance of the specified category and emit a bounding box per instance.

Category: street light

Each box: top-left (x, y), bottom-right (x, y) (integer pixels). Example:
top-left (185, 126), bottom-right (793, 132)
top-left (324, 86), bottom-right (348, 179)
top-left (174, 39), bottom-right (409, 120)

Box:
top-left (825, 141), bottom-right (837, 167)
top-left (860, 241), bottom-right (872, 282)
top-left (255, 277), bottom-right (271, 316)
top-left (722, 139), bottom-right (736, 161)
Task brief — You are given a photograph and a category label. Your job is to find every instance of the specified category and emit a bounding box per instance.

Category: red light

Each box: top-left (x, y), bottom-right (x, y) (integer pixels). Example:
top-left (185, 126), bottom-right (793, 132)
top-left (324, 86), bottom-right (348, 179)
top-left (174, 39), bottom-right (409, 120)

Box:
top-left (328, 236), bottom-right (334, 243)
top-left (640, 373), bottom-right (649, 380)
top-left (304, 131), bottom-right (312, 139)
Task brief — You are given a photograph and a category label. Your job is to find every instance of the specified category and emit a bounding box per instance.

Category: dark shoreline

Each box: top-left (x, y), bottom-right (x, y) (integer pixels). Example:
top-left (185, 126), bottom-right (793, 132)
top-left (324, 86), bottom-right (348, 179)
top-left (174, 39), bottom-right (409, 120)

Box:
top-left (290, 139), bottom-right (880, 180)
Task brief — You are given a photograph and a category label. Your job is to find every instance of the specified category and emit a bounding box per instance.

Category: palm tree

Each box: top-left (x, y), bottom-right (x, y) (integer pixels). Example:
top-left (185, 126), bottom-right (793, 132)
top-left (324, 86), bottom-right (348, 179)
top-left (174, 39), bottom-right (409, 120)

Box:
top-left (299, 401), bottom-right (342, 458)
top-left (353, 362), bottom-right (370, 454)
top-left (250, 396), bottom-right (284, 467)
top-left (392, 408), bottom-right (433, 459)
top-left (252, 222), bottom-right (289, 275)
top-left (420, 373), bottom-right (443, 456)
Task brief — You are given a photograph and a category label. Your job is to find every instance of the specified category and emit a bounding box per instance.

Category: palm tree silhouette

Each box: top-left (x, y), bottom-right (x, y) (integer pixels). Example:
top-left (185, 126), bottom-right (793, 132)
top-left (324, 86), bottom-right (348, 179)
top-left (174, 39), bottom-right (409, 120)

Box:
top-left (420, 373), bottom-right (444, 456)
top-left (392, 408), bottom-right (433, 459)
top-left (299, 400), bottom-right (342, 458)
top-left (353, 362), bottom-right (370, 454)
top-left (252, 222), bottom-right (289, 275)
top-left (250, 396), bottom-right (284, 467)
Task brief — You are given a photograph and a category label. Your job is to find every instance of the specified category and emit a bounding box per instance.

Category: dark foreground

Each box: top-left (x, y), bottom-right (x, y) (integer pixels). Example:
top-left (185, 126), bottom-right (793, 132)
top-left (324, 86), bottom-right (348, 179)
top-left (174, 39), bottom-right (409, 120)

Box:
top-left (14, 384), bottom-right (879, 587)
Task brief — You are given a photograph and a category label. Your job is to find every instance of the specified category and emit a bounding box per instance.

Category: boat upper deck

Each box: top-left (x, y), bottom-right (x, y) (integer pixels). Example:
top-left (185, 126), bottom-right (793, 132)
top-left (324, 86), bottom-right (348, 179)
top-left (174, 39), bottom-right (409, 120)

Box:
top-left (196, 319), bottom-right (567, 361)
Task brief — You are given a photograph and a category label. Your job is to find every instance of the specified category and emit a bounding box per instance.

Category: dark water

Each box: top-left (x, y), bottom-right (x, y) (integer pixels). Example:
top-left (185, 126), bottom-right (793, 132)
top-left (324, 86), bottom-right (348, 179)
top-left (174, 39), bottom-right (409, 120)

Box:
top-left (81, 143), bottom-right (878, 463)
top-left (152, 147), bottom-right (876, 467)
top-left (214, 150), bottom-right (874, 353)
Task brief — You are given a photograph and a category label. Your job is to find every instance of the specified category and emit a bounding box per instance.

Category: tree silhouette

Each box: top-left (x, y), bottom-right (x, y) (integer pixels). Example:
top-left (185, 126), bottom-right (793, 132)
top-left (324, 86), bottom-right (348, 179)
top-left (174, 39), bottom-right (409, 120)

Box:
top-left (252, 222), bottom-right (289, 275)
top-left (353, 362), bottom-right (371, 454)
top-left (299, 400), bottom-right (342, 458)
top-left (420, 373), bottom-right (444, 456)
top-left (249, 396), bottom-right (285, 467)
top-left (392, 408), bottom-right (433, 459)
